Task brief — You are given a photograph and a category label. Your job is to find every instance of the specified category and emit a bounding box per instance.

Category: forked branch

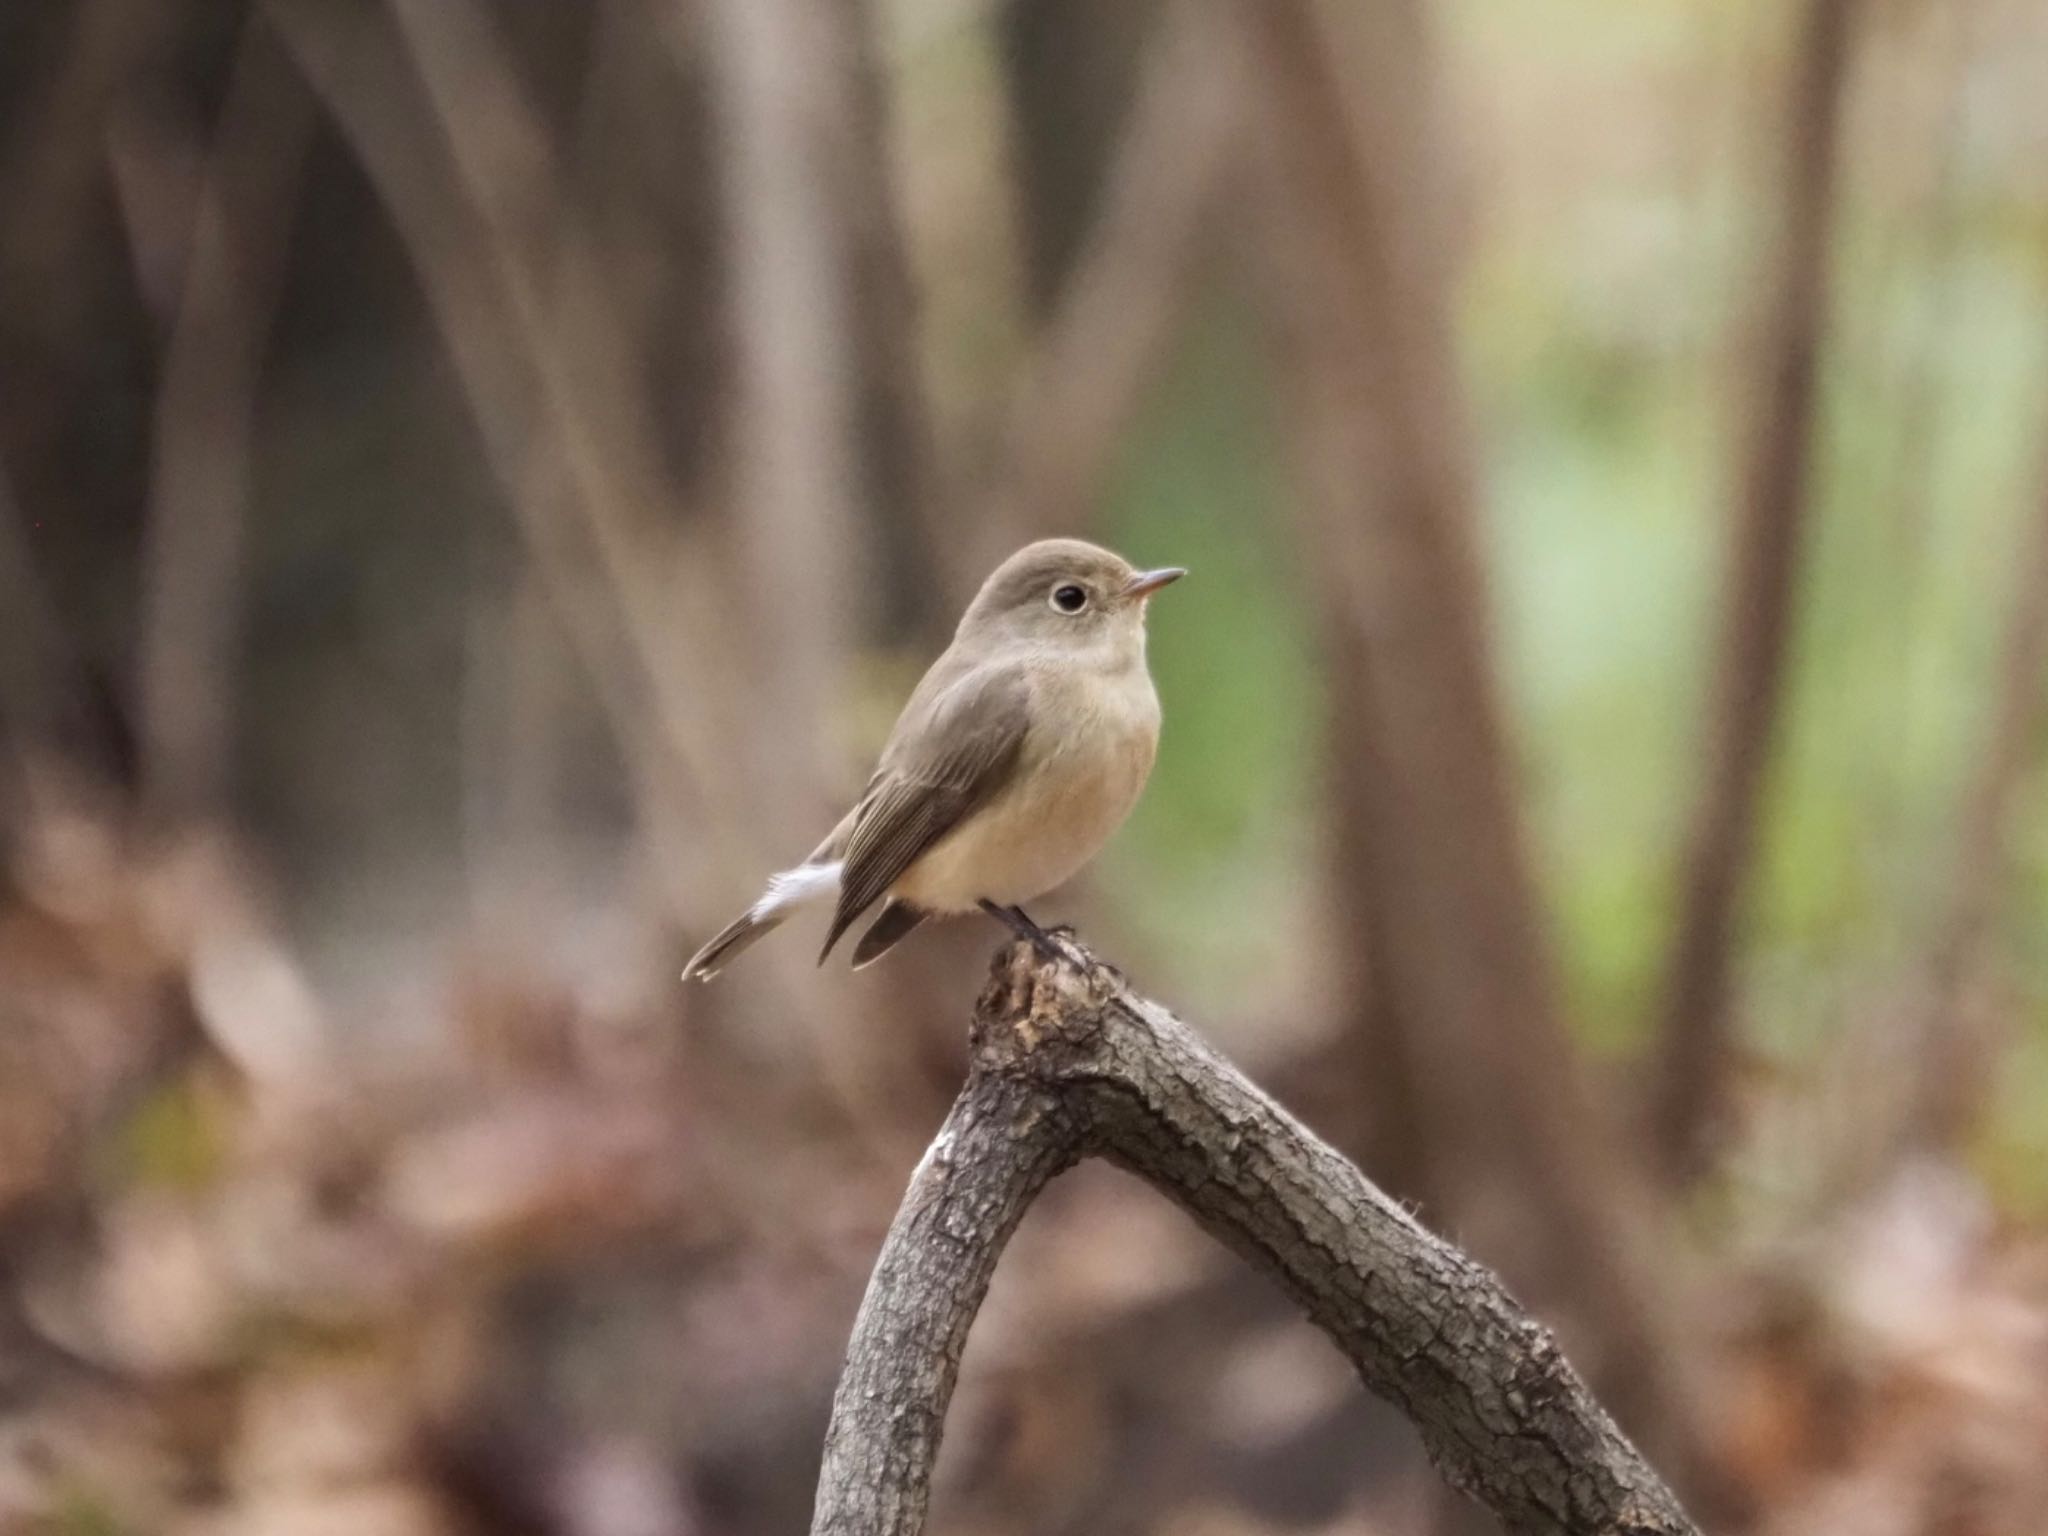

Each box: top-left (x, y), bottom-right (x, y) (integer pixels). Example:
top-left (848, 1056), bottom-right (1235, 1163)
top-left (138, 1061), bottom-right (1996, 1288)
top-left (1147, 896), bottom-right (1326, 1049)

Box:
top-left (811, 943), bottom-right (1698, 1536)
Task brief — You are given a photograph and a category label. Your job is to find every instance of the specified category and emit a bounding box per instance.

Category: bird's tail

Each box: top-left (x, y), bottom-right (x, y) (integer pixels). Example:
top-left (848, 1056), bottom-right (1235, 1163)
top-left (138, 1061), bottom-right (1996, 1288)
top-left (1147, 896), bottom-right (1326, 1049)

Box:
top-left (683, 861), bottom-right (842, 981)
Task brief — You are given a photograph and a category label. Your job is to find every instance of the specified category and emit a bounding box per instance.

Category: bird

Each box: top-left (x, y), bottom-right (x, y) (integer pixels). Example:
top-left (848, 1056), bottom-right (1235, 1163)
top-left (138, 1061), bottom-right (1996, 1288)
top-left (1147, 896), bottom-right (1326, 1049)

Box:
top-left (683, 538), bottom-right (1183, 980)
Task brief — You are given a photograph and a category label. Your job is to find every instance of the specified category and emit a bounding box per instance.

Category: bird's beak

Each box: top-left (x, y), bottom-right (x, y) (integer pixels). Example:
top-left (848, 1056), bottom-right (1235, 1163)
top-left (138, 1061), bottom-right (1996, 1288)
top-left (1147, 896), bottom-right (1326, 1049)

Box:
top-left (1122, 567), bottom-right (1186, 601)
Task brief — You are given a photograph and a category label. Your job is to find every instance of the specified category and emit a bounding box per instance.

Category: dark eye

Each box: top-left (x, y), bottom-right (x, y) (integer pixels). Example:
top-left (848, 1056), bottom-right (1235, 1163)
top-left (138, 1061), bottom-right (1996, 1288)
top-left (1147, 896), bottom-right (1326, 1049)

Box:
top-left (1050, 583), bottom-right (1089, 615)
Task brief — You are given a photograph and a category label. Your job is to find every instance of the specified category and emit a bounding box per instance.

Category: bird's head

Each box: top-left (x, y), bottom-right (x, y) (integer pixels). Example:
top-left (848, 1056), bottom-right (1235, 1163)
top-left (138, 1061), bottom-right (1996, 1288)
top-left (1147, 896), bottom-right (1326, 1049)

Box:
top-left (957, 538), bottom-right (1184, 665)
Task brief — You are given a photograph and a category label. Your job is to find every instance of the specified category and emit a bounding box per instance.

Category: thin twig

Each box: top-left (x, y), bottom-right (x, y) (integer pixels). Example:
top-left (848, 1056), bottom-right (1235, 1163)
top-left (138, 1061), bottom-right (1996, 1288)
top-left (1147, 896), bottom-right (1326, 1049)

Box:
top-left (813, 943), bottom-right (1700, 1536)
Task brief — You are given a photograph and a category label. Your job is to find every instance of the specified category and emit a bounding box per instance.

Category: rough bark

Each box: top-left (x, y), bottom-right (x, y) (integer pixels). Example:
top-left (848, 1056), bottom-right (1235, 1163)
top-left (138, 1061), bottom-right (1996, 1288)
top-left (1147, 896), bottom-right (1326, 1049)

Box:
top-left (812, 943), bottom-right (1700, 1536)
top-left (811, 1064), bottom-right (1082, 1536)
top-left (1650, 0), bottom-right (1861, 1187)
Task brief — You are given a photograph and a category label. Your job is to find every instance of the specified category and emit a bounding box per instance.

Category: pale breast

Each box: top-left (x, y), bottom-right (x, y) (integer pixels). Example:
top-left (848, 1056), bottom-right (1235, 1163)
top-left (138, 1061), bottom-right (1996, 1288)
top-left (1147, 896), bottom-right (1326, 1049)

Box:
top-left (893, 665), bottom-right (1160, 913)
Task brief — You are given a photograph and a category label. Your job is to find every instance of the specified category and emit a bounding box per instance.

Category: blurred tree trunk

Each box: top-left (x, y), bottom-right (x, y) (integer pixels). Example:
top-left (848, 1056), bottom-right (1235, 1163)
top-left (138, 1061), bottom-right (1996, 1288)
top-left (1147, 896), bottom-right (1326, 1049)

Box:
top-left (292, 0), bottom-right (748, 879)
top-left (702, 0), bottom-right (865, 840)
top-left (1905, 440), bottom-right (2048, 1152)
top-left (841, 0), bottom-right (955, 646)
top-left (700, 0), bottom-right (958, 755)
top-left (574, 0), bottom-right (730, 508)
top-left (1311, 613), bottom-right (1428, 1197)
top-left (1648, 0), bottom-right (1860, 1189)
top-left (707, 0), bottom-right (954, 648)
top-left (997, 0), bottom-right (1160, 315)
top-left (0, 0), bottom-right (188, 792)
top-left (1246, 0), bottom-right (1727, 1506)
top-left (970, 0), bottom-right (1236, 613)
top-left (977, 0), bottom-right (1243, 565)
top-left (0, 475), bottom-right (102, 801)
top-left (700, 0), bottom-right (982, 1132)
top-left (136, 16), bottom-right (312, 827)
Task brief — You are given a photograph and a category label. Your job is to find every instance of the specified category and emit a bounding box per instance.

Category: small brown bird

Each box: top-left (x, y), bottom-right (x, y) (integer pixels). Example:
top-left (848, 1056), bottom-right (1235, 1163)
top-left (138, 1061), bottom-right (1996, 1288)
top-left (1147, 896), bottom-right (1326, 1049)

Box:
top-left (684, 538), bottom-right (1183, 979)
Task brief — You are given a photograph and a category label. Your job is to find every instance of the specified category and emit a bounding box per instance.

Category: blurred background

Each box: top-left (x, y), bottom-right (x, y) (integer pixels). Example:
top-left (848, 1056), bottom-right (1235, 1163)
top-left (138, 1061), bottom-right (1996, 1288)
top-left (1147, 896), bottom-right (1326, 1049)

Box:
top-left (4, 0), bottom-right (2048, 1531)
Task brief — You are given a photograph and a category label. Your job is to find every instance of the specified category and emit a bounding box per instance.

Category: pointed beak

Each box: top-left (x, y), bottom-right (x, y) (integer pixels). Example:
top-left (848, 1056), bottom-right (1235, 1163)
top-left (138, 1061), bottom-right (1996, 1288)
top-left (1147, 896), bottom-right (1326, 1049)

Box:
top-left (1122, 566), bottom-right (1186, 601)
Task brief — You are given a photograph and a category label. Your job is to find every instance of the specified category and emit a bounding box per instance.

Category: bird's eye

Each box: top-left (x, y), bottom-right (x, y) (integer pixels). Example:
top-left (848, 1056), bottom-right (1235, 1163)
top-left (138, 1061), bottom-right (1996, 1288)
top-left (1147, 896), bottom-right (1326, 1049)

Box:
top-left (1050, 583), bottom-right (1089, 615)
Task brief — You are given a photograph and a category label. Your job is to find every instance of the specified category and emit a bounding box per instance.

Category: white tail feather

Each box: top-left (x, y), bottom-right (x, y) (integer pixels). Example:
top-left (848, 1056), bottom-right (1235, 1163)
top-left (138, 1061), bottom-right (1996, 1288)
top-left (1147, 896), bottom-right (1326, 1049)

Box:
top-left (685, 860), bottom-right (846, 981)
top-left (751, 860), bottom-right (843, 922)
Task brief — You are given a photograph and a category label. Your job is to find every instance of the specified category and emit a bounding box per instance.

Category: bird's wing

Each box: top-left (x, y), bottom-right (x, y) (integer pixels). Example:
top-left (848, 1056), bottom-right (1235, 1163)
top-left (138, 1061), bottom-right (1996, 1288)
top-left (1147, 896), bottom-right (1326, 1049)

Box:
top-left (819, 665), bottom-right (1031, 960)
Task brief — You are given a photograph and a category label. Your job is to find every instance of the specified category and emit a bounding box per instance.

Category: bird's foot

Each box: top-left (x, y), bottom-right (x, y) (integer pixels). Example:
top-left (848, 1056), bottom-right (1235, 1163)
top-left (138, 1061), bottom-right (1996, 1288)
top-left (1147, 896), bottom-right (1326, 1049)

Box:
top-left (1038, 919), bottom-right (1118, 980)
top-left (979, 901), bottom-right (1090, 971)
top-left (978, 899), bottom-right (1064, 963)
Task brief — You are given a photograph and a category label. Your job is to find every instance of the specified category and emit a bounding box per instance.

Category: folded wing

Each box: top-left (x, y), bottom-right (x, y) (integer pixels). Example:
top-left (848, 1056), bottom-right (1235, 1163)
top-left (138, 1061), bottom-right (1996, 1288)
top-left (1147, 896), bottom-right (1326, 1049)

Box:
top-left (819, 665), bottom-right (1031, 961)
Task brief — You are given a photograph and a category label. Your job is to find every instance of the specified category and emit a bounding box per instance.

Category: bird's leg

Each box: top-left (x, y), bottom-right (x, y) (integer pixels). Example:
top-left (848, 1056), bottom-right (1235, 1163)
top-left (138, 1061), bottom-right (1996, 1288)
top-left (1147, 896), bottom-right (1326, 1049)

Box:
top-left (1016, 907), bottom-right (1082, 943)
top-left (977, 899), bottom-right (1058, 958)
top-left (978, 899), bottom-right (1075, 967)
top-left (983, 901), bottom-right (1102, 973)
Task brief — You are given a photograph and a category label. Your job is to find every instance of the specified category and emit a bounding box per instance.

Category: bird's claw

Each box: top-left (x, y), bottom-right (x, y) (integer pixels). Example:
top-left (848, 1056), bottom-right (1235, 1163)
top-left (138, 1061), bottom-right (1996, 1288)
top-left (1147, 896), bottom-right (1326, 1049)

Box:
top-left (980, 902), bottom-right (1096, 974)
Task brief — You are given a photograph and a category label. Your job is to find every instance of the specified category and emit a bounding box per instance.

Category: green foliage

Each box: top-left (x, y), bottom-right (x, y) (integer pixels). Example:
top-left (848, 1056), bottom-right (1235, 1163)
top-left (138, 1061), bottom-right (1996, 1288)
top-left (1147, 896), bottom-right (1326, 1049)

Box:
top-left (1091, 113), bottom-right (2048, 1123)
top-left (1101, 301), bottom-right (1318, 1004)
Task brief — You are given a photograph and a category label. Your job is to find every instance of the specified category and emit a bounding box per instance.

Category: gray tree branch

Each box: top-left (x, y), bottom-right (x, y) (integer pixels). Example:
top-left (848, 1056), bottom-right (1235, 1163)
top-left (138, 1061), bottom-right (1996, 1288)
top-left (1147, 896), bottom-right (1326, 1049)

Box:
top-left (811, 943), bottom-right (1700, 1536)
